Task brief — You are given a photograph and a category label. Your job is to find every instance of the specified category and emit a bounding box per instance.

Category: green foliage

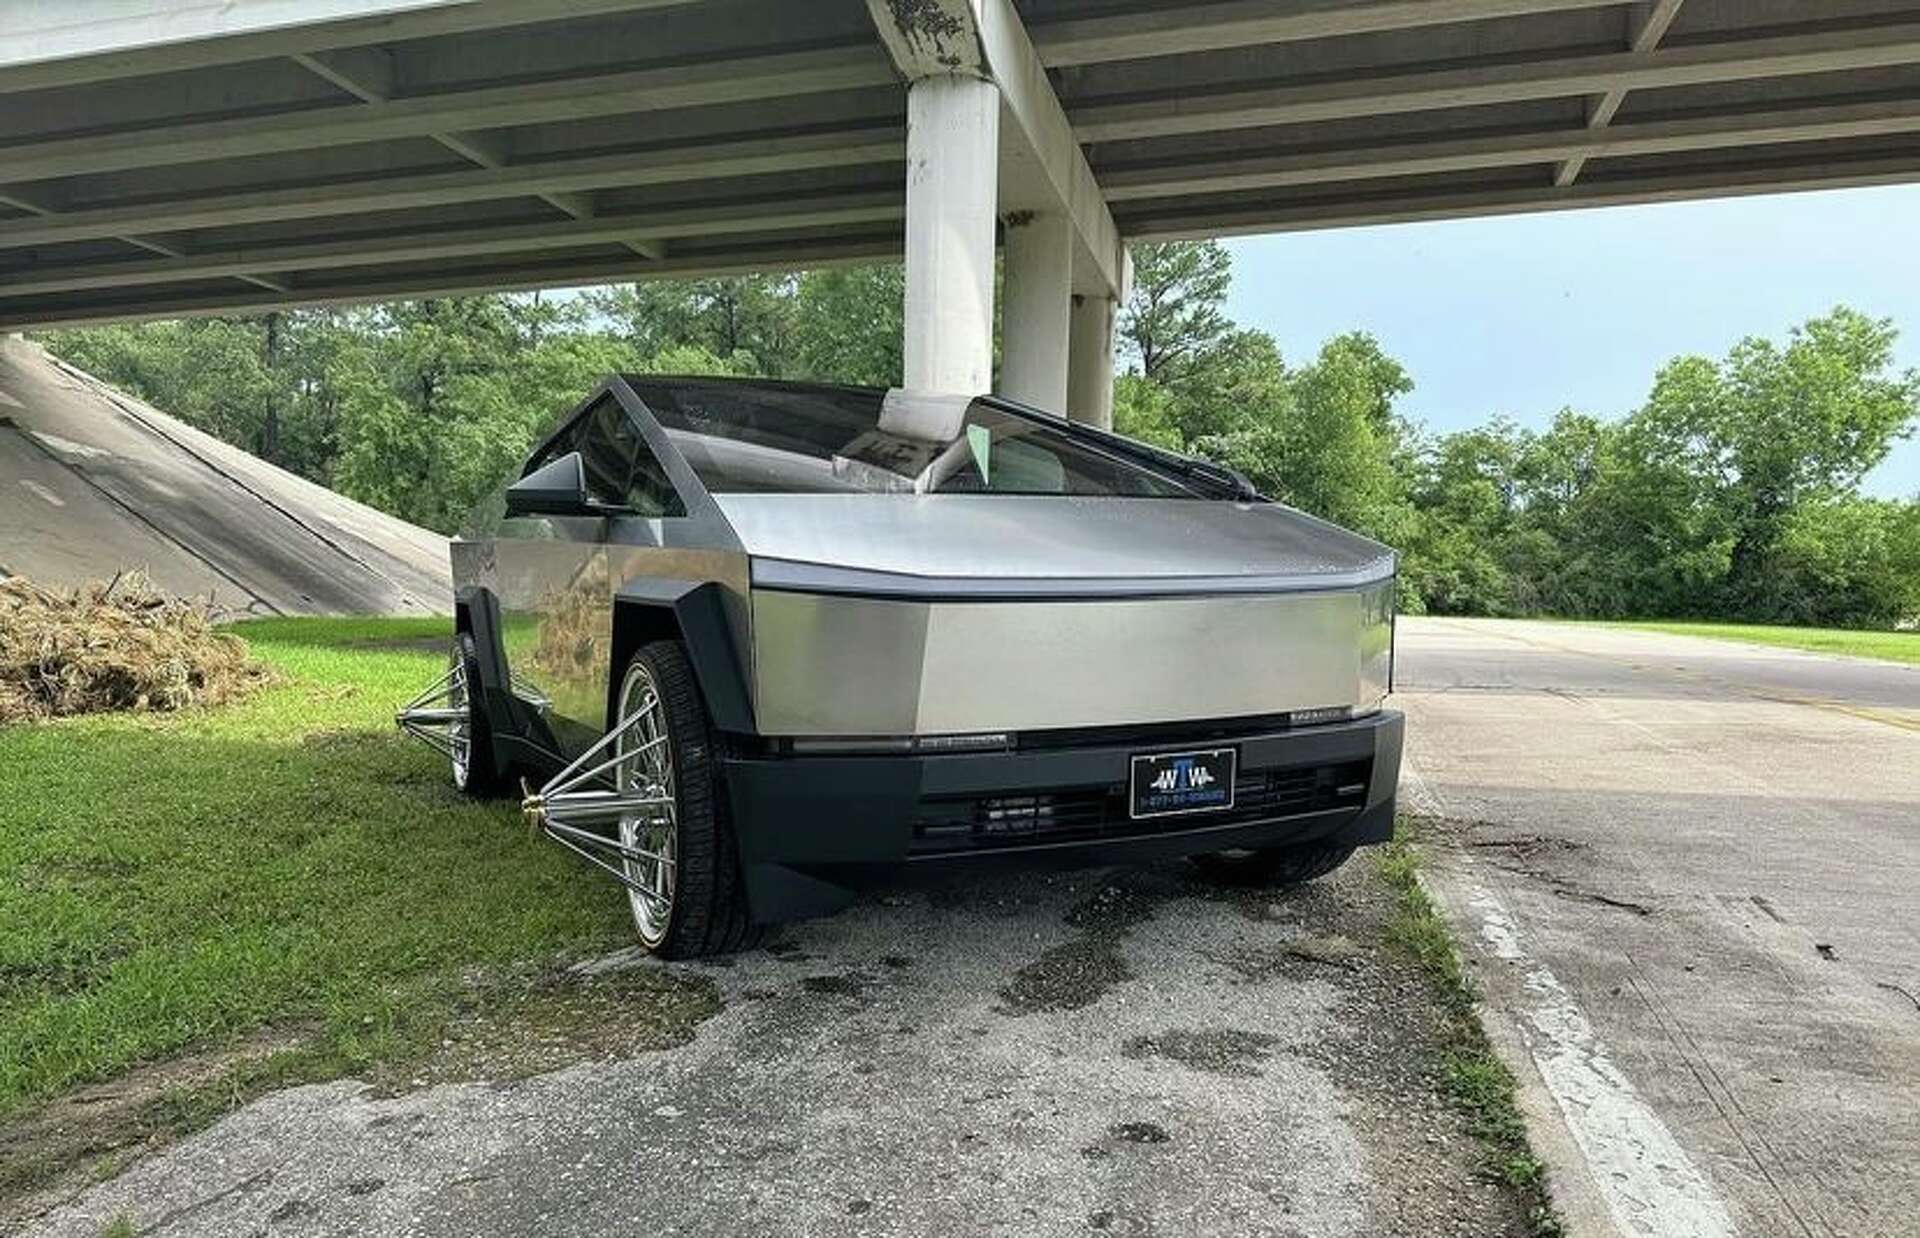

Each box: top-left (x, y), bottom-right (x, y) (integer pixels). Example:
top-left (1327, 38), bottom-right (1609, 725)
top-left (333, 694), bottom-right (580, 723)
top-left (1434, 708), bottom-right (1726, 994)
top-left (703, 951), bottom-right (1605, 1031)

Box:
top-left (40, 268), bottom-right (918, 535)
top-left (1115, 242), bottom-right (1919, 627)
top-left (790, 264), bottom-right (906, 386)
top-left (0, 618), bottom-right (634, 1120)
top-left (588, 275), bottom-right (796, 375)
top-left (1615, 619), bottom-right (1920, 665)
top-left (1399, 309), bottom-right (1919, 625)
top-left (1119, 241), bottom-right (1234, 384)
top-left (49, 318), bottom-right (283, 464)
top-left (35, 255), bottom-right (1920, 629)
top-left (1377, 828), bottom-right (1561, 1234)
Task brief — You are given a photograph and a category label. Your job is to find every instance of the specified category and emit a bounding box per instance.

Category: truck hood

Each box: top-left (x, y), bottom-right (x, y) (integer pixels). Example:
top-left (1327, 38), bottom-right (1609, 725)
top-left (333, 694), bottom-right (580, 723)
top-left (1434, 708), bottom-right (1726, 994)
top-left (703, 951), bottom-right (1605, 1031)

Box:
top-left (712, 494), bottom-right (1394, 597)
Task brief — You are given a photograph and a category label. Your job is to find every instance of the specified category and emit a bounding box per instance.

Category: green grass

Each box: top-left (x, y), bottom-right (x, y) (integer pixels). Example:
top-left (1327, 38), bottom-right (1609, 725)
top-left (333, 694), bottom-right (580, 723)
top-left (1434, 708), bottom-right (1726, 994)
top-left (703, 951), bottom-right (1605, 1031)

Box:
top-left (0, 616), bottom-right (635, 1125)
top-left (1379, 828), bottom-right (1560, 1236)
top-left (1612, 621), bottom-right (1920, 665)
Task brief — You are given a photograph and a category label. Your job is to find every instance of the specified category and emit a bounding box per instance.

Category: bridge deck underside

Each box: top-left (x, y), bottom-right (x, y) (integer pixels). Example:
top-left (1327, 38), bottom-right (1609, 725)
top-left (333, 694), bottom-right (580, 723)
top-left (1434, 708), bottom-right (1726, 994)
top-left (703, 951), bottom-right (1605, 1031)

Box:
top-left (3, 0), bottom-right (1919, 328)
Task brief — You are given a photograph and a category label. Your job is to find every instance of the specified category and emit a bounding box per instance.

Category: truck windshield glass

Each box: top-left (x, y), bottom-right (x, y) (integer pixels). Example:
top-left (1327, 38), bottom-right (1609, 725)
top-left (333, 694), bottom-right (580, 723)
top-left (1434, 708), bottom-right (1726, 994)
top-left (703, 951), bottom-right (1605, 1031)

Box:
top-left (627, 378), bottom-right (1220, 498)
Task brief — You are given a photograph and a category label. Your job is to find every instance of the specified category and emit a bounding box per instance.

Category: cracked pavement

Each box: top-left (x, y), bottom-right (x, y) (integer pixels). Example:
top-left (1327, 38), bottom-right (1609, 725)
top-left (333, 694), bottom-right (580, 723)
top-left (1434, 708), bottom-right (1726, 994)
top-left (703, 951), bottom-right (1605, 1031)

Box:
top-left (21, 862), bottom-right (1534, 1238)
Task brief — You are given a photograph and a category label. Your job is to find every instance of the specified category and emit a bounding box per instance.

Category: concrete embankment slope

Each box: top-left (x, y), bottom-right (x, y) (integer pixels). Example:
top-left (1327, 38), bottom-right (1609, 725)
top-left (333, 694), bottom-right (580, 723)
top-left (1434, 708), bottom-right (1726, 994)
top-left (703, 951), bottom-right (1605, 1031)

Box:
top-left (0, 336), bottom-right (447, 615)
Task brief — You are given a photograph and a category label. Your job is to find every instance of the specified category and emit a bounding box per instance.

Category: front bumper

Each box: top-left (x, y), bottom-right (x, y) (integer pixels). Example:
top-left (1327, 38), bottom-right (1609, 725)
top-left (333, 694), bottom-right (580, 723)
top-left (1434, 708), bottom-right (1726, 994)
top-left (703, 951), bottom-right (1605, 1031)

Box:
top-left (723, 709), bottom-right (1403, 922)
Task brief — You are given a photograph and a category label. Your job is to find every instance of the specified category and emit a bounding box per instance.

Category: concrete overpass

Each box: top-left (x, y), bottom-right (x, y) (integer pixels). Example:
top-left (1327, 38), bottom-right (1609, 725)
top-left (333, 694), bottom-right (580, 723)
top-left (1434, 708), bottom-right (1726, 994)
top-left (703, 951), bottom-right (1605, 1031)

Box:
top-left (5, 0), bottom-right (1920, 424)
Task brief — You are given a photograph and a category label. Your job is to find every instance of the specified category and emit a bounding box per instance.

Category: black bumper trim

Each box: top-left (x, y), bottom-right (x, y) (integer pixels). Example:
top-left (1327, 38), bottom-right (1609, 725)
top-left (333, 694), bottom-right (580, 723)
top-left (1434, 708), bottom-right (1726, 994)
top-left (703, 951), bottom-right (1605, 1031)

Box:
top-left (723, 710), bottom-right (1403, 922)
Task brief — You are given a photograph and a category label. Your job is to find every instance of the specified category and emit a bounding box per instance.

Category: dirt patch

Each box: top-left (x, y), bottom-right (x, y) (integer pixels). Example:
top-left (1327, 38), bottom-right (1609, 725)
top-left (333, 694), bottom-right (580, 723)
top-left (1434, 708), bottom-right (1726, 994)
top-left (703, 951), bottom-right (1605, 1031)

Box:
top-left (1286, 933), bottom-right (1366, 968)
top-left (1110, 1120), bottom-right (1170, 1145)
top-left (998, 936), bottom-right (1132, 1015)
top-left (1, 962), bottom-right (719, 1230)
top-left (382, 963), bottom-right (720, 1092)
top-left (1121, 1029), bottom-right (1280, 1077)
top-left (0, 1024), bottom-right (317, 1222)
top-left (800, 973), bottom-right (870, 999)
top-left (0, 574), bottom-right (274, 723)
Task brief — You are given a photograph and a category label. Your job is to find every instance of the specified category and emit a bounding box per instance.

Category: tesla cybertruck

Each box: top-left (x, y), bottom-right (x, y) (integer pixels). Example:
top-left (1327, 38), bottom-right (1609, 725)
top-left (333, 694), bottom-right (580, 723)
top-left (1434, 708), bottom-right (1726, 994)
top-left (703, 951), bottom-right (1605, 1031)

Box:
top-left (399, 376), bottom-right (1401, 957)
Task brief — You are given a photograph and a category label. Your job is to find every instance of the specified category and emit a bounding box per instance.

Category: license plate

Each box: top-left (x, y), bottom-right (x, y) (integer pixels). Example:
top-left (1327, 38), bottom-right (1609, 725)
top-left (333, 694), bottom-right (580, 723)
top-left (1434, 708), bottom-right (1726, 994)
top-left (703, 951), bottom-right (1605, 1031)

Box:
top-left (1130, 748), bottom-right (1237, 819)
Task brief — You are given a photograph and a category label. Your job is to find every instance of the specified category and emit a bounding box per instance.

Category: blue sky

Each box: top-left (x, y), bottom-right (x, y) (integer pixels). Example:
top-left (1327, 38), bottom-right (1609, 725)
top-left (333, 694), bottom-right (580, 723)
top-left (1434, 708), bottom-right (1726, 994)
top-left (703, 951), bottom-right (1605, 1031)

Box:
top-left (1222, 183), bottom-right (1920, 499)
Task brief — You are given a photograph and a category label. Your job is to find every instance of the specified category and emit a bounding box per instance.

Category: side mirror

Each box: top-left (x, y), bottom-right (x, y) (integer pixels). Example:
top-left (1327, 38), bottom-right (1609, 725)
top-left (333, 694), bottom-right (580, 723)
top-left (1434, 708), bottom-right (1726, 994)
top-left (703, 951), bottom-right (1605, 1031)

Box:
top-left (505, 451), bottom-right (625, 517)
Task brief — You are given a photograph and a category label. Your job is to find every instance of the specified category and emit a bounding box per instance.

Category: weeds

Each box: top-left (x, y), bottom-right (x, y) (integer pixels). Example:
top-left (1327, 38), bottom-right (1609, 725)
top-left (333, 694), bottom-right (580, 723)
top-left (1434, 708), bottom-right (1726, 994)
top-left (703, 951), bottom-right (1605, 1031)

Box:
top-left (1378, 826), bottom-right (1561, 1235)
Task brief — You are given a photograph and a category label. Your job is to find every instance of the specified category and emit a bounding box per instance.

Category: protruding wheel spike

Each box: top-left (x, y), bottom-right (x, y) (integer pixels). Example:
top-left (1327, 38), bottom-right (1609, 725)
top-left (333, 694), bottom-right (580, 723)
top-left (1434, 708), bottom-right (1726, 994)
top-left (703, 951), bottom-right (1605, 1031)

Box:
top-left (395, 654), bottom-right (472, 779)
top-left (520, 683), bottom-right (677, 903)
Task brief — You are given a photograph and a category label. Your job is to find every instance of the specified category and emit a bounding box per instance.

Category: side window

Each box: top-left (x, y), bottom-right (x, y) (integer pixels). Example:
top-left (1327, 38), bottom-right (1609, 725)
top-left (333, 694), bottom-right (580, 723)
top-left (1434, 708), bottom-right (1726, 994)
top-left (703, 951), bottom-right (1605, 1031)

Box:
top-left (577, 397), bottom-right (686, 517)
top-left (626, 442), bottom-right (685, 518)
top-left (577, 399), bottom-right (639, 507)
top-left (529, 396), bottom-right (687, 518)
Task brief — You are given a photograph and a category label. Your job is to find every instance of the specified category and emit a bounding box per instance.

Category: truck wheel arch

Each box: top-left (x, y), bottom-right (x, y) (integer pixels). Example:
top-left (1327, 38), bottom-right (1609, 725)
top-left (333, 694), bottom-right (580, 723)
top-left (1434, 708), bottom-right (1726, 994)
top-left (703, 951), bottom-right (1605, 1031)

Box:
top-left (609, 580), bottom-right (755, 735)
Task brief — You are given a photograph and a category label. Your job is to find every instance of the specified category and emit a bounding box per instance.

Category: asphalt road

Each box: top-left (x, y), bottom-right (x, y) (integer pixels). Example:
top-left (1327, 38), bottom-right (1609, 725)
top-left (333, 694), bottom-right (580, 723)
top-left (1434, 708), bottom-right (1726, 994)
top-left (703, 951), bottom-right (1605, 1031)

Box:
top-left (22, 860), bottom-right (1533, 1237)
top-left (1398, 618), bottom-right (1920, 1238)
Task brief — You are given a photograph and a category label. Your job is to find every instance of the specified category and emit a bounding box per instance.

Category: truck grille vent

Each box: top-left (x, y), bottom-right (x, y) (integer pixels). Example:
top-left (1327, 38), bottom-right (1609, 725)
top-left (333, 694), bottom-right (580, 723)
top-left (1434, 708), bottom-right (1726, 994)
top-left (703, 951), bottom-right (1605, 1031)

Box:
top-left (910, 759), bottom-right (1370, 855)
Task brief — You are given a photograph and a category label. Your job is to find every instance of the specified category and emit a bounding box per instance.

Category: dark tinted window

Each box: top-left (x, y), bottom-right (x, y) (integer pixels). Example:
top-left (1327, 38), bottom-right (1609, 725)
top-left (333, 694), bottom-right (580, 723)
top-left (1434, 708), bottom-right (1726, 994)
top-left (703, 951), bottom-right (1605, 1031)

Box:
top-left (628, 378), bottom-right (1213, 499)
top-left (524, 394), bottom-right (685, 517)
top-left (625, 442), bottom-right (683, 517)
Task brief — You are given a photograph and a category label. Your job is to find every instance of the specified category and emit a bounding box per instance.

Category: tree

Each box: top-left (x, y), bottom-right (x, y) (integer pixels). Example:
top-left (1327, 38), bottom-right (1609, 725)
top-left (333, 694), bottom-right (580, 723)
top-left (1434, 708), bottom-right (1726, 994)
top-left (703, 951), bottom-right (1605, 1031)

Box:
top-left (790, 265), bottom-right (905, 386)
top-left (588, 276), bottom-right (796, 375)
top-left (1119, 241), bottom-right (1233, 386)
top-left (1632, 307), bottom-right (1919, 616)
top-left (1259, 333), bottom-right (1413, 540)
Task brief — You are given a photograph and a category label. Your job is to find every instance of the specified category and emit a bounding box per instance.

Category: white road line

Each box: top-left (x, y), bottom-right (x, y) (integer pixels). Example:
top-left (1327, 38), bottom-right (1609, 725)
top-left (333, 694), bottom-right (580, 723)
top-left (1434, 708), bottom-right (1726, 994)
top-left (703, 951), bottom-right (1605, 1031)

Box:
top-left (1466, 884), bottom-right (1736, 1238)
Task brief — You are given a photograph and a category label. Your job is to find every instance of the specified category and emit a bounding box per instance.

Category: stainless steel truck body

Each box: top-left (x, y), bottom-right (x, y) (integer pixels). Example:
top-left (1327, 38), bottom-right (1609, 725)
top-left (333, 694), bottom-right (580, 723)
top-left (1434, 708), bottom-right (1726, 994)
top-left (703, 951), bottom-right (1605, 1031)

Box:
top-left (400, 376), bottom-right (1401, 957)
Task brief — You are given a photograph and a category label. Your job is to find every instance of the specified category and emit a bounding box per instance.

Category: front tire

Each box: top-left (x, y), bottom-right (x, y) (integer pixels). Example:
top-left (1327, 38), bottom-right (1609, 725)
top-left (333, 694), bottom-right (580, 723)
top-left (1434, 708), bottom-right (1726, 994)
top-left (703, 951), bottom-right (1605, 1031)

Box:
top-left (1191, 841), bottom-right (1357, 887)
top-left (613, 640), bottom-right (760, 958)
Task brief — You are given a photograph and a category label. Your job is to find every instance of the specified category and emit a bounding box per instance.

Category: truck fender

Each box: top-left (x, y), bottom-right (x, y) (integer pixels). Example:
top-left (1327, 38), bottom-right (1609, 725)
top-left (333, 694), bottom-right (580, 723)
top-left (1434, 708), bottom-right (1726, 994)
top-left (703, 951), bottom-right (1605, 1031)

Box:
top-left (610, 579), bottom-right (755, 735)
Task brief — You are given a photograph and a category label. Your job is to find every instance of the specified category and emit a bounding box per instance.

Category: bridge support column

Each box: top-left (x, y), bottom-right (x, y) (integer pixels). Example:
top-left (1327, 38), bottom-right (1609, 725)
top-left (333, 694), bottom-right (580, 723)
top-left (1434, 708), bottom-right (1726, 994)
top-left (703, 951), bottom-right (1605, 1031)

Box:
top-left (902, 73), bottom-right (999, 395)
top-left (1068, 291), bottom-right (1117, 429)
top-left (998, 211), bottom-right (1073, 411)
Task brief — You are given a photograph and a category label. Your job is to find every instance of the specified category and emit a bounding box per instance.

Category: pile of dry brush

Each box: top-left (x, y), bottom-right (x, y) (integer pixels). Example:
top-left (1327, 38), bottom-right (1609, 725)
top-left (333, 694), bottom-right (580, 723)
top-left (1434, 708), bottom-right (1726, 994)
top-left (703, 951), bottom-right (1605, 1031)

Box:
top-left (0, 574), bottom-right (275, 723)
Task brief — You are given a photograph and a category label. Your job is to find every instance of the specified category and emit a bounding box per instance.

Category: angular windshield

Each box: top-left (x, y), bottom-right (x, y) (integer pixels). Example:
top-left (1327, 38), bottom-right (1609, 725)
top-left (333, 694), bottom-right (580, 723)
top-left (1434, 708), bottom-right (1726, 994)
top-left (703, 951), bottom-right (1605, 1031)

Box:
top-left (625, 377), bottom-right (1225, 499)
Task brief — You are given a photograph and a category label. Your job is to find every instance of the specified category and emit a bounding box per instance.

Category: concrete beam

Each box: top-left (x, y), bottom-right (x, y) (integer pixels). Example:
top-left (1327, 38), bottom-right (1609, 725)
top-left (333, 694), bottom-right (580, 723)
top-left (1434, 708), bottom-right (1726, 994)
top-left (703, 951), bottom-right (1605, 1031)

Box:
top-left (1117, 151), bottom-right (1920, 242)
top-left (1555, 0), bottom-right (1686, 187)
top-left (2, 45), bottom-right (892, 183)
top-left (866, 0), bottom-right (984, 78)
top-left (1074, 22), bottom-right (1920, 142)
top-left (975, 0), bottom-right (1126, 299)
top-left (865, 0), bottom-right (1124, 396)
top-left (1067, 293), bottom-right (1116, 430)
top-left (287, 50), bottom-right (615, 251)
top-left (0, 193), bottom-right (904, 297)
top-left (0, 184), bottom-right (270, 298)
top-left (865, 0), bottom-right (1124, 299)
top-left (0, 0), bottom-right (707, 93)
top-left (1031, 0), bottom-right (1627, 68)
top-left (999, 211), bottom-right (1072, 411)
top-left (0, 130), bottom-right (902, 250)
top-left (0, 190), bottom-right (902, 297)
top-left (900, 73), bottom-right (1000, 395)
top-left (1099, 97), bottom-right (1920, 201)
top-left (0, 235), bottom-right (907, 332)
